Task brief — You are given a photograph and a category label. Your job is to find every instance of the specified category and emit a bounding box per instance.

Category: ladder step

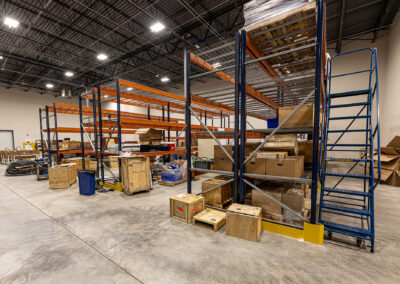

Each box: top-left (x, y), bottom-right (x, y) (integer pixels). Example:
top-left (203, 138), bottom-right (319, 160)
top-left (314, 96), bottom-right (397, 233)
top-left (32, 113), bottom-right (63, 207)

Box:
top-left (320, 220), bottom-right (372, 238)
top-left (326, 144), bottom-right (370, 147)
top-left (329, 102), bottom-right (369, 108)
top-left (323, 187), bottom-right (371, 197)
top-left (321, 203), bottom-right (371, 216)
top-left (326, 157), bottom-right (370, 163)
top-left (325, 172), bottom-right (370, 179)
top-left (330, 89), bottom-right (370, 98)
top-left (328, 129), bottom-right (369, 133)
top-left (329, 115), bottom-right (370, 120)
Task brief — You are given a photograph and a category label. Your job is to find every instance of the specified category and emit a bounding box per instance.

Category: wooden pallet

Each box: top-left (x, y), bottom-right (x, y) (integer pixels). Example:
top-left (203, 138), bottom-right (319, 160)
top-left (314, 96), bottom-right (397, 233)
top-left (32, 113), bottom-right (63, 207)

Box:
top-left (193, 209), bottom-right (226, 231)
top-left (159, 179), bottom-right (186, 187)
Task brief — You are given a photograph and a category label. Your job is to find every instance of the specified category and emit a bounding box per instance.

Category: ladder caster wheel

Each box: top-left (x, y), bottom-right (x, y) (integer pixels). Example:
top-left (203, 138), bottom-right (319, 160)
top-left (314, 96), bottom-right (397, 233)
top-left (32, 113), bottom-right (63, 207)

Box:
top-left (356, 238), bottom-right (362, 247)
top-left (327, 231), bottom-right (332, 239)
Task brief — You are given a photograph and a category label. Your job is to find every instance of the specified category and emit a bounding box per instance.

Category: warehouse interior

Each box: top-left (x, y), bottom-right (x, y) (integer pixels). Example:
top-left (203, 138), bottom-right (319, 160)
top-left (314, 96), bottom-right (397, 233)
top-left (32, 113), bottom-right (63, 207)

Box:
top-left (1, 0), bottom-right (400, 283)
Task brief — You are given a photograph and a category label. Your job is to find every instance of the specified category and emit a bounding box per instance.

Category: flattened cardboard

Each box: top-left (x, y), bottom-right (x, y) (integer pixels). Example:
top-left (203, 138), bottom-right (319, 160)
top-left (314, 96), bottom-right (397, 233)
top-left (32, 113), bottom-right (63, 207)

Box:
top-left (374, 154), bottom-right (400, 171)
top-left (380, 147), bottom-right (400, 155)
top-left (387, 136), bottom-right (400, 148)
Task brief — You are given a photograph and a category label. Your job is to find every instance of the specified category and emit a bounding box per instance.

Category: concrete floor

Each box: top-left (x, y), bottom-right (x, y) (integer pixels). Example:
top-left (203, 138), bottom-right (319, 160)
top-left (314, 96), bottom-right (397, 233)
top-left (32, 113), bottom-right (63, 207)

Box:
top-left (1, 165), bottom-right (400, 283)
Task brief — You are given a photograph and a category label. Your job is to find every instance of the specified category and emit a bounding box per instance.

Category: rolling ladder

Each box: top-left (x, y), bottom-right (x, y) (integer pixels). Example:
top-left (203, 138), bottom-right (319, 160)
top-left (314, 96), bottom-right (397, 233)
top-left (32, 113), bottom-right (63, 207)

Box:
top-left (319, 48), bottom-right (381, 252)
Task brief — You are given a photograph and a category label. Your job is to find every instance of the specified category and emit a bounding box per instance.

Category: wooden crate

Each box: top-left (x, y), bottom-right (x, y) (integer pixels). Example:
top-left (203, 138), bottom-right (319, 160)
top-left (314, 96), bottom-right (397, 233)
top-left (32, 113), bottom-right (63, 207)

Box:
top-left (120, 156), bottom-right (151, 195)
top-left (49, 163), bottom-right (77, 189)
top-left (202, 178), bottom-right (233, 208)
top-left (170, 193), bottom-right (205, 223)
top-left (159, 179), bottom-right (186, 187)
top-left (194, 209), bottom-right (226, 231)
top-left (108, 156), bottom-right (119, 168)
top-left (226, 203), bottom-right (262, 242)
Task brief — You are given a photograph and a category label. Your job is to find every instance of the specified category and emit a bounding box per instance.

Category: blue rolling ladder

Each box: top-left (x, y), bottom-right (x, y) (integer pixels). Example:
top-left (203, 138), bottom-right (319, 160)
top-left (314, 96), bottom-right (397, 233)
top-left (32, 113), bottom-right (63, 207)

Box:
top-left (319, 48), bottom-right (381, 252)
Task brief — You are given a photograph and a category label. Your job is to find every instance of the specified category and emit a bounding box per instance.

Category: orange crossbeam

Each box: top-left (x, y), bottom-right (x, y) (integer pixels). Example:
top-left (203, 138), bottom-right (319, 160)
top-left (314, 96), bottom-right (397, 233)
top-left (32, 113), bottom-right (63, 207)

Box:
top-left (190, 52), bottom-right (279, 110)
top-left (117, 80), bottom-right (235, 116)
top-left (99, 86), bottom-right (227, 118)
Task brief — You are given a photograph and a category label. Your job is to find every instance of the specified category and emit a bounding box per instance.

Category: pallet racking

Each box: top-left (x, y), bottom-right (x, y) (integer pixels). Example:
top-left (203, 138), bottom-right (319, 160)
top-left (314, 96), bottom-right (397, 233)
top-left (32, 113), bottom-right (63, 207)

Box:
top-left (184, 0), bottom-right (326, 244)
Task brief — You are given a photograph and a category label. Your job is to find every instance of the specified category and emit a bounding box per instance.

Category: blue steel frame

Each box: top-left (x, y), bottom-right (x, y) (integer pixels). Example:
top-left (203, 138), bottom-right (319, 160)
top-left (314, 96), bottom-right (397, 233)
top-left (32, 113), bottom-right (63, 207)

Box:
top-left (184, 49), bottom-right (192, 194)
top-left (318, 47), bottom-right (380, 251)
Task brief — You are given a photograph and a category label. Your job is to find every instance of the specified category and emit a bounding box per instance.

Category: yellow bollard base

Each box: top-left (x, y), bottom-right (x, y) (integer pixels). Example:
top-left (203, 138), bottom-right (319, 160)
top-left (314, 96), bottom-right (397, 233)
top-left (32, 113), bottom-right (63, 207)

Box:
top-left (100, 181), bottom-right (123, 192)
top-left (303, 222), bottom-right (324, 245)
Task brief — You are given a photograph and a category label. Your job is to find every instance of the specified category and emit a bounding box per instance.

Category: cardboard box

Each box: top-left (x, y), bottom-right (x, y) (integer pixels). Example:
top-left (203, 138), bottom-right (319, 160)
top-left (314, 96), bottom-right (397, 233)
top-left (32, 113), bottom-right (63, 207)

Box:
top-left (279, 103), bottom-right (319, 129)
top-left (247, 156), bottom-right (304, 178)
top-left (298, 141), bottom-right (313, 164)
top-left (264, 135), bottom-right (299, 155)
top-left (256, 151), bottom-right (288, 159)
top-left (120, 156), bottom-right (151, 195)
top-left (202, 178), bottom-right (233, 208)
top-left (252, 189), bottom-right (283, 216)
top-left (226, 203), bottom-right (262, 242)
top-left (214, 145), bottom-right (234, 172)
top-left (49, 163), bottom-right (77, 189)
top-left (170, 193), bottom-right (205, 223)
top-left (266, 156), bottom-right (304, 178)
top-left (137, 128), bottom-right (163, 144)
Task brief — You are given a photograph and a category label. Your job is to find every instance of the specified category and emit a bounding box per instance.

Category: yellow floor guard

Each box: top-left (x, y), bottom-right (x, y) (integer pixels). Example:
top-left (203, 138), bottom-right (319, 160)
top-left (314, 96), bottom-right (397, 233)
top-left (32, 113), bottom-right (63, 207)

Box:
top-left (100, 181), bottom-right (123, 192)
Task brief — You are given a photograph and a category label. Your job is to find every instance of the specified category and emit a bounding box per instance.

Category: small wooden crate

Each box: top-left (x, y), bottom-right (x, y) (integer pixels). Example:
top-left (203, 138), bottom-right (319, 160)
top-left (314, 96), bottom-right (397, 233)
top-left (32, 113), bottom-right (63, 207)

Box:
top-left (202, 178), bottom-right (233, 208)
top-left (194, 209), bottom-right (226, 231)
top-left (49, 163), bottom-right (77, 189)
top-left (226, 203), bottom-right (262, 242)
top-left (170, 193), bottom-right (205, 223)
top-left (120, 156), bottom-right (151, 195)
top-left (159, 179), bottom-right (185, 187)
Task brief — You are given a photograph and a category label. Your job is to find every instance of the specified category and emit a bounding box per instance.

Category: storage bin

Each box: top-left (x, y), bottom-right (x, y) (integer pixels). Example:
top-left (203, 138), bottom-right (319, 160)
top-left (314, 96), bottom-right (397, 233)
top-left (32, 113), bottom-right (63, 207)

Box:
top-left (77, 170), bottom-right (96, 196)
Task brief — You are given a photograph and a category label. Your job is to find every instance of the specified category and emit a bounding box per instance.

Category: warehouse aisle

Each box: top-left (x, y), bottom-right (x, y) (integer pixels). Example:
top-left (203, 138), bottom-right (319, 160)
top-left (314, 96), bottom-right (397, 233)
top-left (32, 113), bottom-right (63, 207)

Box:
top-left (0, 165), bottom-right (399, 283)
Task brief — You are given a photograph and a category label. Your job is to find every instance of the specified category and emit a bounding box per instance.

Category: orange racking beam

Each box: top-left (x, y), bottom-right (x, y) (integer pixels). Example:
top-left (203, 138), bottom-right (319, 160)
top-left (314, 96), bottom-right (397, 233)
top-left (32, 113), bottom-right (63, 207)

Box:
top-left (117, 80), bottom-right (235, 116)
top-left (246, 35), bottom-right (280, 78)
top-left (50, 103), bottom-right (183, 122)
top-left (99, 86), bottom-right (229, 117)
top-left (190, 52), bottom-right (279, 110)
top-left (44, 127), bottom-right (137, 134)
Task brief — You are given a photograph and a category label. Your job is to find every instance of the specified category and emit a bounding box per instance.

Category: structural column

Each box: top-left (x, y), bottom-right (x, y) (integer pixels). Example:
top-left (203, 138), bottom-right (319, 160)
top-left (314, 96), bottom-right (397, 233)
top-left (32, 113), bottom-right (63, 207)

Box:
top-left (184, 48), bottom-right (192, 194)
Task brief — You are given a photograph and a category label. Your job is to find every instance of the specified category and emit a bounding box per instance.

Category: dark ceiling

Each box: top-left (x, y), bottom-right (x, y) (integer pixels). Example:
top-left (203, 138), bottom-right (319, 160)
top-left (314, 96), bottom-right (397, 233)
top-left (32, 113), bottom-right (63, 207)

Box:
top-left (0, 0), bottom-right (398, 95)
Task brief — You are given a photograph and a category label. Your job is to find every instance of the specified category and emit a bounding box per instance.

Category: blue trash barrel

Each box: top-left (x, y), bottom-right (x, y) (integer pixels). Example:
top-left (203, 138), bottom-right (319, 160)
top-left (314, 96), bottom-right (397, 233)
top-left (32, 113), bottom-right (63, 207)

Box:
top-left (77, 170), bottom-right (96, 196)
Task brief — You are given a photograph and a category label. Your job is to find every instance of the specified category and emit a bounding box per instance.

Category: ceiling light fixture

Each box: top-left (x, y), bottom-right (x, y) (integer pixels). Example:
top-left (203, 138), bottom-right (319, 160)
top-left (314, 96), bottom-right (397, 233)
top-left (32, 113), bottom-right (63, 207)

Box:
top-left (161, 77), bottom-right (170, 83)
top-left (150, 22), bottom-right (165, 33)
top-left (4, 17), bottom-right (19, 28)
top-left (65, 71), bottom-right (74, 77)
top-left (0, 55), bottom-right (3, 60)
top-left (127, 87), bottom-right (133, 91)
top-left (46, 83), bottom-right (54, 89)
top-left (212, 62), bottom-right (221, 68)
top-left (97, 53), bottom-right (108, 61)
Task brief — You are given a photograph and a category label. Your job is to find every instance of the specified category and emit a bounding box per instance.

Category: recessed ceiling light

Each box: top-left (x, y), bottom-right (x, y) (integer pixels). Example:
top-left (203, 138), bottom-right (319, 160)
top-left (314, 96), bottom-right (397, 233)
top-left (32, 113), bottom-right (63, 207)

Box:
top-left (150, 22), bottom-right (165, 33)
top-left (0, 55), bottom-right (3, 60)
top-left (161, 77), bottom-right (170, 83)
top-left (195, 44), bottom-right (200, 49)
top-left (4, 17), bottom-right (19, 28)
top-left (127, 87), bottom-right (133, 91)
top-left (46, 83), bottom-right (54, 89)
top-left (97, 53), bottom-right (108, 61)
top-left (212, 62), bottom-right (221, 68)
top-left (65, 71), bottom-right (74, 77)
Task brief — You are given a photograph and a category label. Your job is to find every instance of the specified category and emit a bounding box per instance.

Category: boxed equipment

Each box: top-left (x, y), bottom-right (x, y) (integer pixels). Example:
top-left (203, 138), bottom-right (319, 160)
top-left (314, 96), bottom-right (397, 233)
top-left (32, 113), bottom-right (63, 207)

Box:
top-left (49, 163), bottom-right (77, 189)
top-left (120, 156), bottom-right (151, 195)
top-left (170, 193), bottom-right (205, 223)
top-left (226, 203), bottom-right (262, 242)
top-left (246, 156), bottom-right (304, 178)
top-left (201, 178), bottom-right (233, 208)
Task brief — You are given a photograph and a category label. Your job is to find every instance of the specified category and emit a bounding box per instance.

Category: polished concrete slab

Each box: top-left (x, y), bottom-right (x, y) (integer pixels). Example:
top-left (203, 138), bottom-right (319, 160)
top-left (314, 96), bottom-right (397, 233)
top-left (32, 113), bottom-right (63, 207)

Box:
top-left (0, 165), bottom-right (399, 283)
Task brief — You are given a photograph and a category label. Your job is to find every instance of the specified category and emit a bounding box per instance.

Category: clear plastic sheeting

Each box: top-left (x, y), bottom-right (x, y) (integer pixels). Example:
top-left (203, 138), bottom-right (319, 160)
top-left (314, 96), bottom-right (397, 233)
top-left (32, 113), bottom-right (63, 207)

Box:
top-left (243, 0), bottom-right (315, 31)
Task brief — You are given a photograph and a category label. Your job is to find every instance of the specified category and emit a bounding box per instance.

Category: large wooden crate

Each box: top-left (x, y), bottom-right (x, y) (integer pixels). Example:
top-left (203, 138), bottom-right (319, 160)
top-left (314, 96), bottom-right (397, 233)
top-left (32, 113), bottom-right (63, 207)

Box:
top-left (170, 193), bottom-right (205, 223)
top-left (226, 203), bottom-right (262, 242)
top-left (120, 156), bottom-right (151, 195)
top-left (108, 156), bottom-right (119, 168)
top-left (202, 178), bottom-right (233, 208)
top-left (49, 163), bottom-right (77, 189)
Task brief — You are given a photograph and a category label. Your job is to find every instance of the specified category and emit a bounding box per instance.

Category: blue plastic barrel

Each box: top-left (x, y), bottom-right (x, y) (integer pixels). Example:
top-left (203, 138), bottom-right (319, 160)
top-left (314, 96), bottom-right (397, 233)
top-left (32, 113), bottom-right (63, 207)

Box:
top-left (77, 170), bottom-right (96, 196)
top-left (267, 117), bottom-right (278, 128)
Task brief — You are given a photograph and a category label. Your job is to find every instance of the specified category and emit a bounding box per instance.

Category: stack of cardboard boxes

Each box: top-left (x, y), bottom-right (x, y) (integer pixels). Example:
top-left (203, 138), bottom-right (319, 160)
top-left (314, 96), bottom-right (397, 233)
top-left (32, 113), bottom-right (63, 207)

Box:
top-left (136, 128), bottom-right (163, 145)
top-left (374, 136), bottom-right (400, 186)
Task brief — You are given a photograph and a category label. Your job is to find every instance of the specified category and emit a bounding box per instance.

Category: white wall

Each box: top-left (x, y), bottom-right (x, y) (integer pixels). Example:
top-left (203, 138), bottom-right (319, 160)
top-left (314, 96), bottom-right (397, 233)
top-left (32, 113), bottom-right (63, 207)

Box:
top-left (0, 86), bottom-right (80, 148)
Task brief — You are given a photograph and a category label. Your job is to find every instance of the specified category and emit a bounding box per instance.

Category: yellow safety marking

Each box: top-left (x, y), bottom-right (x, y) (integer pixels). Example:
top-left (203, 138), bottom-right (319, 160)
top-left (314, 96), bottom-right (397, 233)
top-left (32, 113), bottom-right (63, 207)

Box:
top-left (100, 181), bottom-right (123, 192)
